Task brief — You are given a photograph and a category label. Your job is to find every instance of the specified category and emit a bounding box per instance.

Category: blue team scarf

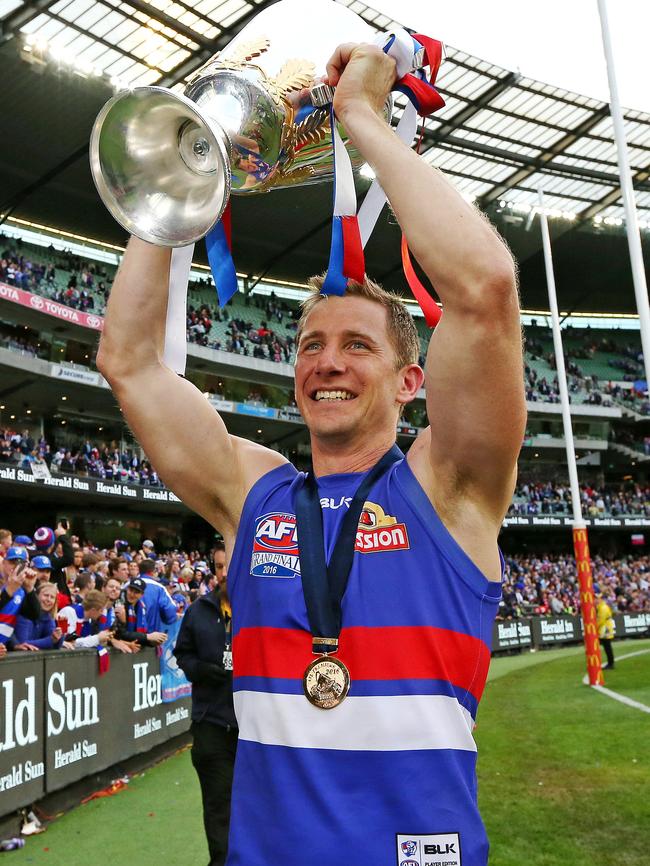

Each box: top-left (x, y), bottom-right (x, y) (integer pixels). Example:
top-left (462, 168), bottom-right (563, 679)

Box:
top-left (127, 599), bottom-right (147, 633)
top-left (99, 607), bottom-right (115, 630)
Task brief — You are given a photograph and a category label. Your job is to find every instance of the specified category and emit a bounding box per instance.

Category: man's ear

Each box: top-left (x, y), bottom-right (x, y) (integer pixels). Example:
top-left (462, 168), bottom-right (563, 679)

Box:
top-left (397, 364), bottom-right (425, 408)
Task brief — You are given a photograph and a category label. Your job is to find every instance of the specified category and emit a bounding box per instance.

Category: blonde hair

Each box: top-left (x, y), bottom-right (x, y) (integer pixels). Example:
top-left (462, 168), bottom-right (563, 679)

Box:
top-left (83, 590), bottom-right (107, 612)
top-left (37, 581), bottom-right (58, 616)
top-left (297, 275), bottom-right (421, 371)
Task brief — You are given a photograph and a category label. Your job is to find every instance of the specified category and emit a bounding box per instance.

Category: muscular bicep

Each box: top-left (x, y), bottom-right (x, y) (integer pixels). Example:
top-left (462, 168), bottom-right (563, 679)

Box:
top-left (110, 364), bottom-right (286, 531)
top-left (423, 291), bottom-right (526, 519)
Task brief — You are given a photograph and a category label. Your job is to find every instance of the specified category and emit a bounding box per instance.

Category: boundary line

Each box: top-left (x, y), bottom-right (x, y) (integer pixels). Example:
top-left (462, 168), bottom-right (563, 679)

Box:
top-left (582, 648), bottom-right (650, 713)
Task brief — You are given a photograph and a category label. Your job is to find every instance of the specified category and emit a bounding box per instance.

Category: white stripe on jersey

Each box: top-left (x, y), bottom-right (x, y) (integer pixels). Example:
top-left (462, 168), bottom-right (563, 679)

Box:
top-left (235, 692), bottom-right (477, 752)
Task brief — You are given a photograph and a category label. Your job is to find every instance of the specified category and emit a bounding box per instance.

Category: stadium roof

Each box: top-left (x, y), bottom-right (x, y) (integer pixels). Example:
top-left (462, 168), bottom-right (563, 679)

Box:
top-left (1, 0), bottom-right (649, 314)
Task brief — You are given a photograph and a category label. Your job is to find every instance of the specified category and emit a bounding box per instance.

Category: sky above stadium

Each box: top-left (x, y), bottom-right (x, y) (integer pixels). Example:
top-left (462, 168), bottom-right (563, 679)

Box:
top-left (371, 0), bottom-right (649, 112)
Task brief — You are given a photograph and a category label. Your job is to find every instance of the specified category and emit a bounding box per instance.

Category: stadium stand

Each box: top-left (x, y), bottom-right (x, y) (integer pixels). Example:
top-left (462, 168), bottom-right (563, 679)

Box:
top-left (2, 232), bottom-right (648, 411)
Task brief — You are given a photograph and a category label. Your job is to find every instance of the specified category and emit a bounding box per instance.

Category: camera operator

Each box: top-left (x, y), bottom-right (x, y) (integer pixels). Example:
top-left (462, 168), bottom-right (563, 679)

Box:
top-left (174, 561), bottom-right (236, 866)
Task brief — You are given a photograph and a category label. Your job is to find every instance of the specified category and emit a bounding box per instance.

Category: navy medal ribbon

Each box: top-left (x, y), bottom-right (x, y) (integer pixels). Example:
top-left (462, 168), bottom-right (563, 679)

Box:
top-left (295, 445), bottom-right (403, 655)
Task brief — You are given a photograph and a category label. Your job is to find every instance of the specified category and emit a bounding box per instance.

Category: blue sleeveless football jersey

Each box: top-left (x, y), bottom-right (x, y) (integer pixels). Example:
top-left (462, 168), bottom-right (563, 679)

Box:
top-left (227, 456), bottom-right (502, 866)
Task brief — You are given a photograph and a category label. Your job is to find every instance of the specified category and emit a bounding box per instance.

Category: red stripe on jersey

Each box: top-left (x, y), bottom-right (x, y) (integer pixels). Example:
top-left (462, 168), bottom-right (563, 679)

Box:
top-left (233, 625), bottom-right (491, 702)
top-left (0, 613), bottom-right (17, 624)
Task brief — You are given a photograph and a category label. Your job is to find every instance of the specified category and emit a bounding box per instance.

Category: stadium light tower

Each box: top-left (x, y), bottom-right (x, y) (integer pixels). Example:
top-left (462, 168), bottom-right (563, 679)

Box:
top-left (597, 0), bottom-right (650, 391)
top-left (538, 189), bottom-right (604, 688)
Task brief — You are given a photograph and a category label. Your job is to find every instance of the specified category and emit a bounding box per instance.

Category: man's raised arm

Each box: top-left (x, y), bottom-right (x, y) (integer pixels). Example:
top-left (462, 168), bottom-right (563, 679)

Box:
top-left (329, 44), bottom-right (526, 536)
top-left (96, 239), bottom-right (285, 534)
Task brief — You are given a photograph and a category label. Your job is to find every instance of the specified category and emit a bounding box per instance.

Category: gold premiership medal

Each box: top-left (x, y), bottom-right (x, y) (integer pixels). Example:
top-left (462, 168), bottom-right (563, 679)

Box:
top-left (303, 656), bottom-right (350, 709)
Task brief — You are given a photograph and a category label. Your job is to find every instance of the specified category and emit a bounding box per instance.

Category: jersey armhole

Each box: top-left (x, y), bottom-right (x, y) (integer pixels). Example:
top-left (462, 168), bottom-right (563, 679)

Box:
top-left (392, 460), bottom-right (503, 603)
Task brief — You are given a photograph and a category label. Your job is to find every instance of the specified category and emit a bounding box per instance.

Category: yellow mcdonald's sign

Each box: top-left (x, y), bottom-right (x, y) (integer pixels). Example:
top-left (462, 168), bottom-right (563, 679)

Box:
top-left (577, 559), bottom-right (591, 573)
top-left (581, 591), bottom-right (594, 604)
top-left (587, 654), bottom-right (600, 668)
top-left (585, 623), bottom-right (597, 636)
top-left (574, 529), bottom-right (587, 542)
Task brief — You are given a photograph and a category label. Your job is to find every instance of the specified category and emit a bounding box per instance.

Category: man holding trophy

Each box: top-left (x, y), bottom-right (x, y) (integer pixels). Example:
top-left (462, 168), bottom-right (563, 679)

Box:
top-left (95, 3), bottom-right (525, 863)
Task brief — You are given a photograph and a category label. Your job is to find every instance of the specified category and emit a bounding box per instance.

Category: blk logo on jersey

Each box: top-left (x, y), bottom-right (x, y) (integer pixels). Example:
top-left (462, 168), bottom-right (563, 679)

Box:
top-left (251, 512), bottom-right (300, 578)
top-left (356, 502), bottom-right (410, 553)
top-left (396, 833), bottom-right (461, 866)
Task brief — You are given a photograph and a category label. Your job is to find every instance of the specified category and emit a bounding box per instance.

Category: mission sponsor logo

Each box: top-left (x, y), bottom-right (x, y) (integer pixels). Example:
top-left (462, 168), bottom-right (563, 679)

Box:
top-left (250, 512), bottom-right (301, 578)
top-left (355, 502), bottom-right (410, 553)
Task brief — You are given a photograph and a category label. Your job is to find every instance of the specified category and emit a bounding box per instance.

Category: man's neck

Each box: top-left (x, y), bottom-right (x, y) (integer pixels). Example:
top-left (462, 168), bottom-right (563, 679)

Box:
top-left (310, 436), bottom-right (397, 477)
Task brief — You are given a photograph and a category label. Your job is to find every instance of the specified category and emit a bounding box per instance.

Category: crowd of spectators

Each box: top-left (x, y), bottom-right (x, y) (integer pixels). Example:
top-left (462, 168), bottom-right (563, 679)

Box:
top-left (508, 479), bottom-right (650, 518)
top-left (0, 427), bottom-right (164, 487)
top-left (186, 289), bottom-right (299, 364)
top-left (500, 553), bottom-right (650, 618)
top-left (1, 240), bottom-right (111, 308)
top-left (1, 521), bottom-right (647, 661)
top-left (0, 525), bottom-right (227, 658)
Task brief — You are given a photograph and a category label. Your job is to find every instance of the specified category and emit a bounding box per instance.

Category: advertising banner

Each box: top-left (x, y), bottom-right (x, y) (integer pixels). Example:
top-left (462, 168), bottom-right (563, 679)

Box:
top-left (0, 654), bottom-right (45, 813)
top-left (0, 464), bottom-right (184, 509)
top-left (492, 619), bottom-right (533, 651)
top-left (0, 649), bottom-right (192, 815)
top-left (44, 652), bottom-right (109, 792)
top-left (616, 612), bottom-right (650, 636)
top-left (531, 615), bottom-right (582, 646)
top-left (0, 282), bottom-right (103, 330)
top-left (113, 654), bottom-right (191, 755)
top-left (503, 514), bottom-right (650, 529)
top-left (235, 402), bottom-right (277, 419)
top-left (50, 363), bottom-right (102, 387)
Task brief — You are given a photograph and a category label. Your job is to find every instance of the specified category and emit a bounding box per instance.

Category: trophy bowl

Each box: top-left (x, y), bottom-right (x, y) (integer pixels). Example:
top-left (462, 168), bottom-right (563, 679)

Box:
top-left (89, 0), bottom-right (388, 246)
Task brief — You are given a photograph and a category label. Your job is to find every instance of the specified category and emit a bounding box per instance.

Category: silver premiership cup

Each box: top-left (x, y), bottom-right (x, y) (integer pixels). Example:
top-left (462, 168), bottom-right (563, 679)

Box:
top-left (89, 0), bottom-right (391, 247)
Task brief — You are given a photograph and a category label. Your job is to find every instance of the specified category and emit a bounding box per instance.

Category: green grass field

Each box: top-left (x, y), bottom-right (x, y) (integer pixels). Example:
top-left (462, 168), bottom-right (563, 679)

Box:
top-left (477, 640), bottom-right (650, 866)
top-left (12, 640), bottom-right (650, 866)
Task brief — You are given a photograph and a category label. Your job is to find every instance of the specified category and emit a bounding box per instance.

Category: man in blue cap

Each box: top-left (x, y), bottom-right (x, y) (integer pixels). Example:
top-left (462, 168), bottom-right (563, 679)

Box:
top-left (0, 547), bottom-right (40, 651)
top-left (31, 555), bottom-right (52, 586)
top-left (14, 535), bottom-right (33, 548)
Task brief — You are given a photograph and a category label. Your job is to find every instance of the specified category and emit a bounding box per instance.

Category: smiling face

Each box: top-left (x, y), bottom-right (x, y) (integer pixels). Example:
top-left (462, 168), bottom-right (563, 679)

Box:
top-left (38, 584), bottom-right (57, 613)
top-left (295, 295), bottom-right (422, 448)
top-left (104, 578), bottom-right (121, 602)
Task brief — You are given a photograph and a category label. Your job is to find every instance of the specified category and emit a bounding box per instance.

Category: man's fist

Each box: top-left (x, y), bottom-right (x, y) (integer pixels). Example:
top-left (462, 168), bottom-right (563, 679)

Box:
top-left (325, 42), bottom-right (396, 122)
top-left (21, 567), bottom-right (37, 592)
top-left (146, 631), bottom-right (167, 646)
